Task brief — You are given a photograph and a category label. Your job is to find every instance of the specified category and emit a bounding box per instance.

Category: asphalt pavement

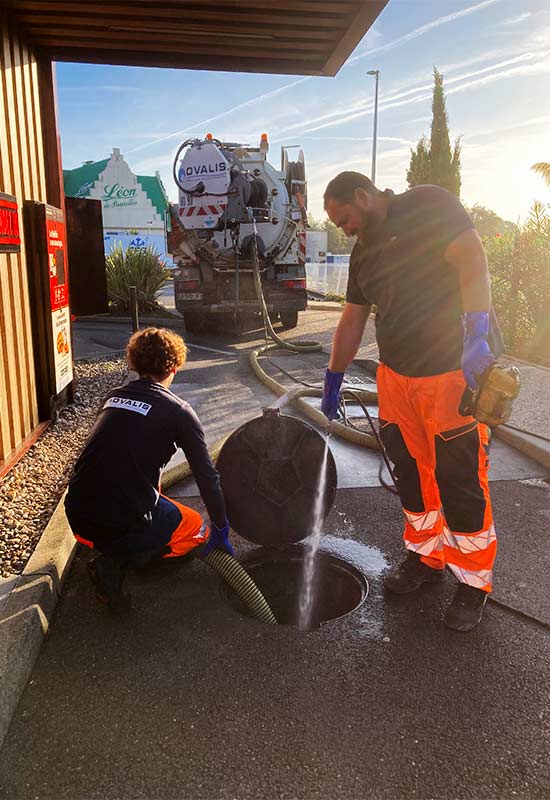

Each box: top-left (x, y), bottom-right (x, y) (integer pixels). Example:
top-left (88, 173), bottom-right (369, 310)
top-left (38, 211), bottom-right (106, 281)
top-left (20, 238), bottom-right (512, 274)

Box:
top-left (1, 309), bottom-right (549, 799)
top-left (1, 480), bottom-right (549, 799)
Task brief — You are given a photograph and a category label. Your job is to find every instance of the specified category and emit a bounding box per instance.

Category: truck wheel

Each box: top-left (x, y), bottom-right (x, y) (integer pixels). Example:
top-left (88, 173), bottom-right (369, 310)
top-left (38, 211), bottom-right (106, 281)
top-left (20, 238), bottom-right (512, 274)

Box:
top-left (183, 312), bottom-right (204, 333)
top-left (280, 310), bottom-right (298, 329)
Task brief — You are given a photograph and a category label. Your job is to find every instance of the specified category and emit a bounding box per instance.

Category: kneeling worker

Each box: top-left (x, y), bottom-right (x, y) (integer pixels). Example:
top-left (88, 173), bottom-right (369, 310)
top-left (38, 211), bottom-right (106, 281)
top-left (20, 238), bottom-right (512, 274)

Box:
top-left (321, 172), bottom-right (498, 632)
top-left (65, 327), bottom-right (231, 611)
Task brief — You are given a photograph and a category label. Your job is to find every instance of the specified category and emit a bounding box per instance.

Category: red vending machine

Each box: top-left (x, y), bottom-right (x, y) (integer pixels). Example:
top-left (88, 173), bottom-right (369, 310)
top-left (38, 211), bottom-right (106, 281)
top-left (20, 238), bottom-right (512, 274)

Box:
top-left (24, 202), bottom-right (74, 420)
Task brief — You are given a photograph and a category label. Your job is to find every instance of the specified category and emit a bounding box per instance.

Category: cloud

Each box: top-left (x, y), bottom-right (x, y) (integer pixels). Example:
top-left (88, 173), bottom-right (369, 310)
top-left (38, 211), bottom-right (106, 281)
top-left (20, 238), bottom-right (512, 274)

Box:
top-left (399, 116), bottom-right (432, 127)
top-left (59, 84), bottom-right (142, 94)
top-left (466, 114), bottom-right (550, 140)
top-left (347, 0), bottom-right (505, 64)
top-left (446, 51), bottom-right (550, 99)
top-left (133, 155), bottom-right (174, 173)
top-left (301, 136), bottom-right (414, 145)
top-left (496, 12), bottom-right (531, 27)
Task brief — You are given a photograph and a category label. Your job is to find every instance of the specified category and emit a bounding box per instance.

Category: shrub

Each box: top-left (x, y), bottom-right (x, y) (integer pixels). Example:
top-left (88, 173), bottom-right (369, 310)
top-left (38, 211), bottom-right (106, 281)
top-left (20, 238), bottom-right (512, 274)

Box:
top-left (486, 202), bottom-right (550, 363)
top-left (106, 243), bottom-right (170, 313)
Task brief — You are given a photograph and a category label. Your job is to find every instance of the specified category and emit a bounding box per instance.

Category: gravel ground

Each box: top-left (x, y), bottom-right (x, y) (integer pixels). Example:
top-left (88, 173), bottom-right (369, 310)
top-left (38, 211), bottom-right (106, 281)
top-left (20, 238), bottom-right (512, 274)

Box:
top-left (0, 356), bottom-right (127, 578)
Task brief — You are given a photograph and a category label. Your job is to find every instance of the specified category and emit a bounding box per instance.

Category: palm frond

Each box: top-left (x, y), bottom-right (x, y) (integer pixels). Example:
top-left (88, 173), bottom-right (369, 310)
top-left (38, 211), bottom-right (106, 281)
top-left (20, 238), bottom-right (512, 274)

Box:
top-left (531, 162), bottom-right (550, 188)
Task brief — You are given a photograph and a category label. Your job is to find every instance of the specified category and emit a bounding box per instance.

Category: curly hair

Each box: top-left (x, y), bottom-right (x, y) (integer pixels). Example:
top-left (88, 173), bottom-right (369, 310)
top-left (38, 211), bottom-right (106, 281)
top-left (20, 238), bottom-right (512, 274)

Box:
top-left (127, 327), bottom-right (187, 379)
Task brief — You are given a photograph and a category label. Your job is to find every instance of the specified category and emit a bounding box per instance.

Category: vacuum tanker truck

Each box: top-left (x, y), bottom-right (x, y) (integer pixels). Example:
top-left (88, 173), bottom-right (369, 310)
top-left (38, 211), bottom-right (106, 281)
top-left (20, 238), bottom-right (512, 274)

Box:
top-left (167, 134), bottom-right (308, 332)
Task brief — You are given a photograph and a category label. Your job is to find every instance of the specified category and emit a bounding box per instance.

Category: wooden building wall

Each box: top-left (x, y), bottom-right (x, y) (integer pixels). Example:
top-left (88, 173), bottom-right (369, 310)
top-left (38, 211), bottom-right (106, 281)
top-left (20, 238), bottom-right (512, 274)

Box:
top-left (0, 10), bottom-right (48, 465)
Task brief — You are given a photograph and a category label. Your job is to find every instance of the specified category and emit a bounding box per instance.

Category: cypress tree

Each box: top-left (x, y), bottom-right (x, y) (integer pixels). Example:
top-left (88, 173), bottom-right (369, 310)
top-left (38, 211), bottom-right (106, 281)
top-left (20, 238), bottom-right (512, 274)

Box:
top-left (407, 68), bottom-right (462, 196)
top-left (406, 136), bottom-right (431, 187)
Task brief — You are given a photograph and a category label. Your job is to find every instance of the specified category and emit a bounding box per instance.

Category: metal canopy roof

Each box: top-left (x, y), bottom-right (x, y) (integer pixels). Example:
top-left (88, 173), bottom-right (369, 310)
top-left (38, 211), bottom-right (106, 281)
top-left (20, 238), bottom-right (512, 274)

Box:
top-left (6, 0), bottom-right (388, 76)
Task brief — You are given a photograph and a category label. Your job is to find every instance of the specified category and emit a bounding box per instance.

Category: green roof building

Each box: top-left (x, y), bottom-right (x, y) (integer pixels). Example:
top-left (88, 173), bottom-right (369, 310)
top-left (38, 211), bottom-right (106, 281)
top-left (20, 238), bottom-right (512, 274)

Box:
top-left (63, 148), bottom-right (171, 257)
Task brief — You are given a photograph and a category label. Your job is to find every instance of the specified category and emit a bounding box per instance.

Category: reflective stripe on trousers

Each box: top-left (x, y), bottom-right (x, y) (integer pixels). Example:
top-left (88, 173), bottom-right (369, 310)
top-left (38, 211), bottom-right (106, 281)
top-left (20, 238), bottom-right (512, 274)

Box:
top-left (377, 364), bottom-right (497, 592)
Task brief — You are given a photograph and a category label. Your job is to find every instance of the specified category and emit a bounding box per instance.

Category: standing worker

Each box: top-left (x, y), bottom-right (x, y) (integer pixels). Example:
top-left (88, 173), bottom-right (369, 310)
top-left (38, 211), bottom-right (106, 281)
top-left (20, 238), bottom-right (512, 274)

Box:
top-left (65, 327), bottom-right (231, 612)
top-left (321, 172), bottom-right (498, 632)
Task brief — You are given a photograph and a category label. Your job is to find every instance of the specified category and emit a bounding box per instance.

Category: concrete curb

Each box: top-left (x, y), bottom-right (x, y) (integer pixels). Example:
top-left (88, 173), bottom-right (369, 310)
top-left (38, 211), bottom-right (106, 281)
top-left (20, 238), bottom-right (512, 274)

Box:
top-left (79, 304), bottom-right (344, 324)
top-left (503, 353), bottom-right (550, 373)
top-left (0, 491), bottom-right (77, 749)
top-left (306, 301), bottom-right (343, 311)
top-left (76, 314), bottom-right (185, 328)
top-left (495, 426), bottom-right (550, 471)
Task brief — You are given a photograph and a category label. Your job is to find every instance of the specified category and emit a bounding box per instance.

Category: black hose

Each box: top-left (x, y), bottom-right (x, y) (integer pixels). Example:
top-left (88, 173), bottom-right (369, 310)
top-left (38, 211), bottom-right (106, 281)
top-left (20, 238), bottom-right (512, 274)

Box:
top-left (341, 389), bottom-right (399, 496)
top-left (266, 355), bottom-right (322, 389)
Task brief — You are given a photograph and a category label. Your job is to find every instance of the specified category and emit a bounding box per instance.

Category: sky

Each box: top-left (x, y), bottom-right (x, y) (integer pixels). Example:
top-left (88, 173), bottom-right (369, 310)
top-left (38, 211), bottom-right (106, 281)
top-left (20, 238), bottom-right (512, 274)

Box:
top-left (56, 0), bottom-right (550, 225)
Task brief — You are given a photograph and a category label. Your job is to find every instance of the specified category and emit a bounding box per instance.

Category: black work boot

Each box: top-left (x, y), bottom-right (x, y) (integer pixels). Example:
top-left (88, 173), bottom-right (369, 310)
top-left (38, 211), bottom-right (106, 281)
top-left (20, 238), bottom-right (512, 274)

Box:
top-left (444, 583), bottom-right (488, 632)
top-left (87, 556), bottom-right (131, 614)
top-left (384, 551), bottom-right (445, 594)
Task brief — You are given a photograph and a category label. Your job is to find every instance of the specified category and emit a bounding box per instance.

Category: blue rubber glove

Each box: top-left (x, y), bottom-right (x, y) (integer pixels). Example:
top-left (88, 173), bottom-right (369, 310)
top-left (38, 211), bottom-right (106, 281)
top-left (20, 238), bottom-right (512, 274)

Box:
top-left (199, 520), bottom-right (234, 558)
top-left (462, 312), bottom-right (495, 390)
top-left (321, 368), bottom-right (345, 420)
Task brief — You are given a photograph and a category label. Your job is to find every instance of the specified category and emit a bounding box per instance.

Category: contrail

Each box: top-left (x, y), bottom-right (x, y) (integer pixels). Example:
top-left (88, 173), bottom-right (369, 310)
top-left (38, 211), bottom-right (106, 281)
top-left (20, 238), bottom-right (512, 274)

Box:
top-left (126, 0), bottom-right (504, 155)
top-left (348, 0), bottom-right (505, 64)
top-left (126, 76), bottom-right (311, 154)
top-left (271, 47), bottom-right (530, 141)
top-left (297, 50), bottom-right (546, 135)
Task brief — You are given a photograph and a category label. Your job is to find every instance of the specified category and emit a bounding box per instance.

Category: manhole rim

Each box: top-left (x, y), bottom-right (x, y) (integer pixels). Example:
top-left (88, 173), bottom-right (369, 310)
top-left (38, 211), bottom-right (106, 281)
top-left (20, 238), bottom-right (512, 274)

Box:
top-left (220, 546), bottom-right (370, 629)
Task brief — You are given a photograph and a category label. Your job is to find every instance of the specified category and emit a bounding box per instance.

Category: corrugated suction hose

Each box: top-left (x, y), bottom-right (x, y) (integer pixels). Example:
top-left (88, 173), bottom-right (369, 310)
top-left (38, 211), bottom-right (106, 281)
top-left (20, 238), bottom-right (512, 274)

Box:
top-left (161, 454), bottom-right (278, 625)
top-left (203, 549), bottom-right (277, 625)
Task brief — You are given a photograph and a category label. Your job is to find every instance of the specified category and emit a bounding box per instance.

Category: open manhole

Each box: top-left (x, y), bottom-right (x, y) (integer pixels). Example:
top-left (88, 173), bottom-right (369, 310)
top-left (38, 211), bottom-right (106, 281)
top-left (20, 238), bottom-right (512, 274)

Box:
top-left (221, 548), bottom-right (369, 629)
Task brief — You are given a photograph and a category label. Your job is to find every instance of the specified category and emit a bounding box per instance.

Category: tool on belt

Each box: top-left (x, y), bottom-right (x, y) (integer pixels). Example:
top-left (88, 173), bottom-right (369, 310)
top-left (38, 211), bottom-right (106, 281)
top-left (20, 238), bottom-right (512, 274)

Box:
top-left (459, 363), bottom-right (521, 427)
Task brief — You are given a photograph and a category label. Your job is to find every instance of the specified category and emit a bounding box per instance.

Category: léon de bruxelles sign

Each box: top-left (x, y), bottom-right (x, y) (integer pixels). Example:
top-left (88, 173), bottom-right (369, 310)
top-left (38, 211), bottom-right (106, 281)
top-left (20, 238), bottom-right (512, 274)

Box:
top-left (101, 183), bottom-right (138, 210)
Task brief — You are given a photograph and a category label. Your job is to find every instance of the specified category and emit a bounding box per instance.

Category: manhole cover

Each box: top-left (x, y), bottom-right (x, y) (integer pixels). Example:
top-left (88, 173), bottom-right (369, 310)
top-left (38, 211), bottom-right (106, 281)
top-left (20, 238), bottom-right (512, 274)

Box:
top-left (221, 547), bottom-right (368, 629)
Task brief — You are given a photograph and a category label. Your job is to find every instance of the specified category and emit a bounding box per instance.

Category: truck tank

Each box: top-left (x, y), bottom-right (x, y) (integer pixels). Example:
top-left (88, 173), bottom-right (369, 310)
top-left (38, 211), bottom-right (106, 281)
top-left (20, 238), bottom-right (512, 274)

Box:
top-left (168, 134), bottom-right (307, 333)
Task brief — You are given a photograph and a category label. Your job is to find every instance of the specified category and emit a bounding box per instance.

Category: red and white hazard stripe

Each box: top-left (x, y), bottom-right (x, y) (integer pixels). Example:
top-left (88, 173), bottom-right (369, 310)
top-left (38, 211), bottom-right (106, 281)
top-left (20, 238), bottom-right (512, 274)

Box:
top-left (180, 203), bottom-right (226, 218)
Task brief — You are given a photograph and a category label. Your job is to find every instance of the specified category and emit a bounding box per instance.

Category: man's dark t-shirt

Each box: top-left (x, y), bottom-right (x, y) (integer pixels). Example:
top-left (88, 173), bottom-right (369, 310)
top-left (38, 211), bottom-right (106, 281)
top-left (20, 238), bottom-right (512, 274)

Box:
top-left (346, 185), bottom-right (474, 377)
top-left (65, 378), bottom-right (226, 539)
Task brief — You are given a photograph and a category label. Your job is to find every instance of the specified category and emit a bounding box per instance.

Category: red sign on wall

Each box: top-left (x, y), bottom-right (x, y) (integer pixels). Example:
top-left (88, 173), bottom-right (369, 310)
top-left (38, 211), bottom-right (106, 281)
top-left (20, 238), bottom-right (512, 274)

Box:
top-left (45, 207), bottom-right (72, 393)
top-left (46, 216), bottom-right (68, 310)
top-left (0, 192), bottom-right (21, 253)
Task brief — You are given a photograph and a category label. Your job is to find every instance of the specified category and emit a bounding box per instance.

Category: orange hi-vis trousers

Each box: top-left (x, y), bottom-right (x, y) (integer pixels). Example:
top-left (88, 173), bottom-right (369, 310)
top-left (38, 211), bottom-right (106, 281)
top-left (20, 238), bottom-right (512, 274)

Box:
top-left (377, 364), bottom-right (497, 592)
top-left (72, 495), bottom-right (209, 560)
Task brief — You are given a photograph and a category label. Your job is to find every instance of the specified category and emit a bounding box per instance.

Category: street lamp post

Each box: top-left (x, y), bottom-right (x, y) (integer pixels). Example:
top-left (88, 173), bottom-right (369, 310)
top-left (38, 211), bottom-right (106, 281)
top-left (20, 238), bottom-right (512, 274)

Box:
top-left (367, 69), bottom-right (380, 184)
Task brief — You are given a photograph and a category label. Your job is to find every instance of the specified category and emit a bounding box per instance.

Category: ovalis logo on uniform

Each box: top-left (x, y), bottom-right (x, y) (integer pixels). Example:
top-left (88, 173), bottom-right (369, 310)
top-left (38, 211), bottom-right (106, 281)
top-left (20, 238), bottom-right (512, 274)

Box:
top-left (103, 397), bottom-right (152, 415)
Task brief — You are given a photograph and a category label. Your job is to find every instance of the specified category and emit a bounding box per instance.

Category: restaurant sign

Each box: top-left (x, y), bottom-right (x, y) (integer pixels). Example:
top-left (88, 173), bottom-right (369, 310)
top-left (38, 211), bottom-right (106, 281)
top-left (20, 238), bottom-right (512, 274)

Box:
top-left (46, 209), bottom-right (73, 394)
top-left (0, 192), bottom-right (20, 253)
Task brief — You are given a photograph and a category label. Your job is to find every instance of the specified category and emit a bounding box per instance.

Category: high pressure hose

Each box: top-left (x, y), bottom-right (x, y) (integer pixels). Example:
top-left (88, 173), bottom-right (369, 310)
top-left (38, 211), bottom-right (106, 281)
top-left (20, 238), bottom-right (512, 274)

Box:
top-left (250, 226), bottom-right (322, 355)
top-left (158, 229), bottom-right (385, 626)
top-left (167, 146), bottom-right (548, 632)
top-left (249, 227), bottom-right (381, 449)
top-left (159, 217), bottom-right (381, 626)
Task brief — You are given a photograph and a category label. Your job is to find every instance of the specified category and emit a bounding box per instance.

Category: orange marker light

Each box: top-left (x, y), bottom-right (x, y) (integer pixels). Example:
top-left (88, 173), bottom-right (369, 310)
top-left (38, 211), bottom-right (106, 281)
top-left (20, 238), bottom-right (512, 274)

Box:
top-left (206, 133), bottom-right (213, 140)
top-left (261, 133), bottom-right (268, 141)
